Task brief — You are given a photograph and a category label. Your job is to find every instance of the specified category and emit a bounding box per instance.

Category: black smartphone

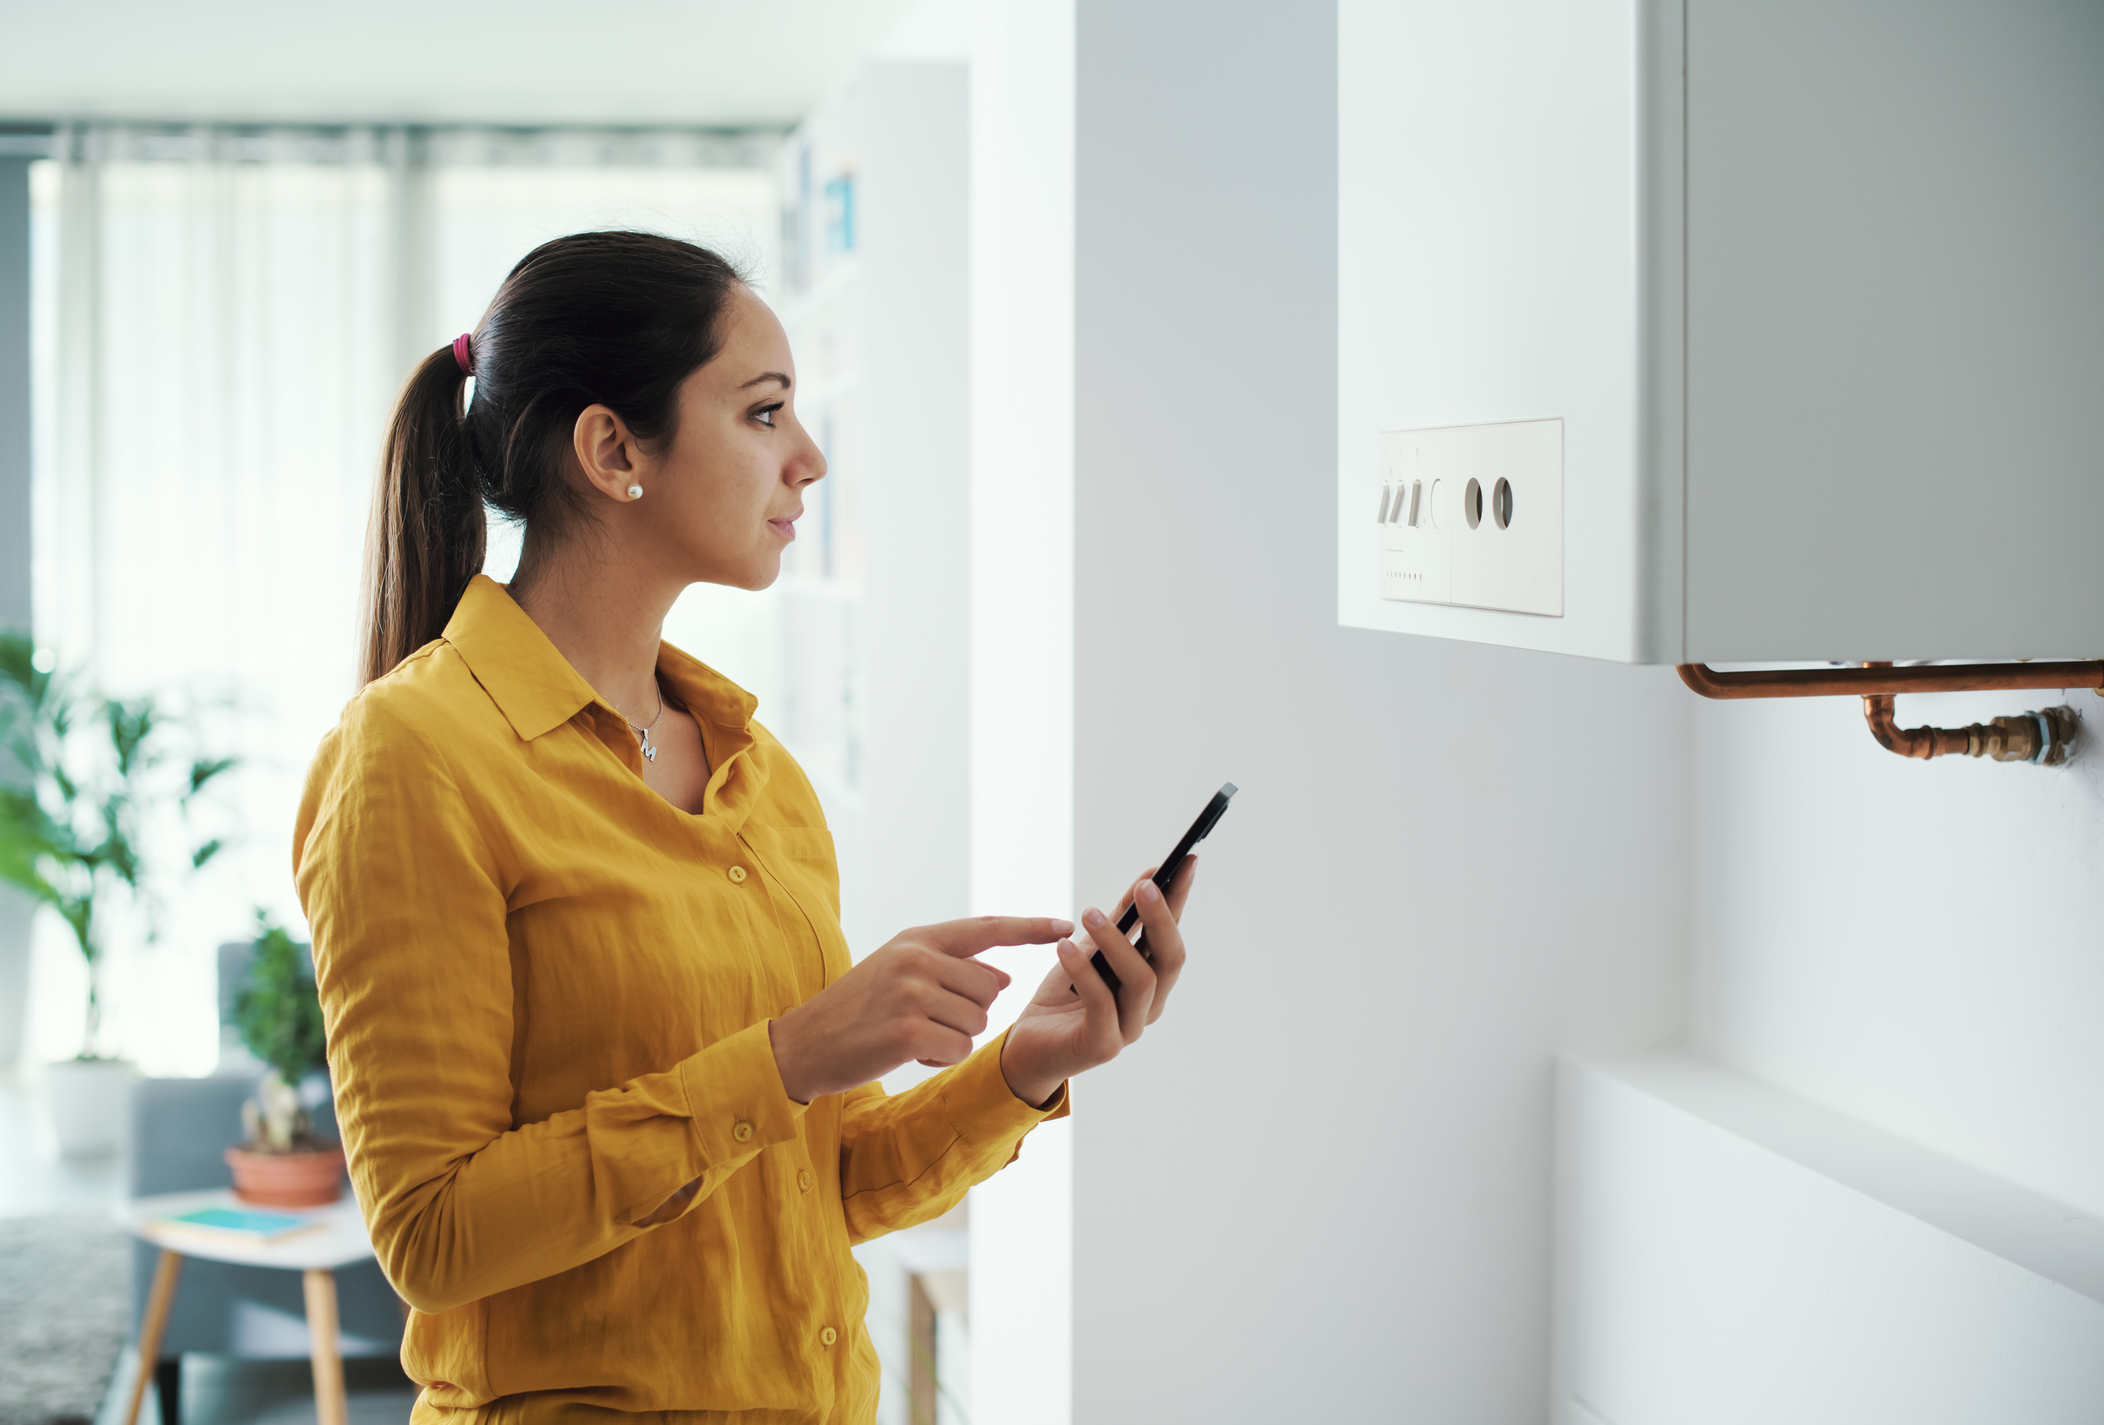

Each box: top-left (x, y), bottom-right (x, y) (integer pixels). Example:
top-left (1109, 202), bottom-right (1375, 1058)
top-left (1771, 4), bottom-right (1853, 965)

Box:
top-left (1083, 782), bottom-right (1237, 999)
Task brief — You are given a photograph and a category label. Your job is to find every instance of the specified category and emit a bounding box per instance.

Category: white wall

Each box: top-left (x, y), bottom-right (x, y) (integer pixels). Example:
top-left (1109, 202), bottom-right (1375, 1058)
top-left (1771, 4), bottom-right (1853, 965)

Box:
top-left (1692, 689), bottom-right (2104, 1216)
top-left (1552, 641), bottom-right (2104, 1422)
top-left (1556, 1054), bottom-right (2104, 1425)
top-left (962, 4), bottom-right (1079, 1424)
top-left (962, 2), bottom-right (1076, 932)
top-left (859, 5), bottom-right (1081, 1419)
top-left (856, 62), bottom-right (974, 952)
top-left (1071, 4), bottom-right (1688, 1418)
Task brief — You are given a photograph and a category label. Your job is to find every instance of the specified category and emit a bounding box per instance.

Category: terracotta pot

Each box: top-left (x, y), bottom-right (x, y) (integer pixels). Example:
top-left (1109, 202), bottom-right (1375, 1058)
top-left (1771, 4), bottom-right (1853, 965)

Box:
top-left (226, 1145), bottom-right (346, 1208)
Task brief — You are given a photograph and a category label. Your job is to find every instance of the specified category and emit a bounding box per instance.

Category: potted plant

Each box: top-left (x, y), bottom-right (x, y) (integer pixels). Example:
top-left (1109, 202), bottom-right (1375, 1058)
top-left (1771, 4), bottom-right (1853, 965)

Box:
top-left (227, 912), bottom-right (343, 1207)
top-left (0, 631), bottom-right (235, 1155)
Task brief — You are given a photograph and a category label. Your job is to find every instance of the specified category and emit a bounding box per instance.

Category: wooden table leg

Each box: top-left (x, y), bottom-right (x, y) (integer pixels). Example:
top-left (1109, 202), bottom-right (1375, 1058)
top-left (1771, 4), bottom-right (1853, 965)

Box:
top-left (302, 1269), bottom-right (348, 1425)
top-left (121, 1250), bottom-right (183, 1425)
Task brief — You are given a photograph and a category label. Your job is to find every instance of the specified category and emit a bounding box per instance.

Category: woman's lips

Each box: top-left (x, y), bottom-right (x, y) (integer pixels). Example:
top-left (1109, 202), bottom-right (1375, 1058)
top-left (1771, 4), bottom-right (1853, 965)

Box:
top-left (769, 517), bottom-right (798, 540)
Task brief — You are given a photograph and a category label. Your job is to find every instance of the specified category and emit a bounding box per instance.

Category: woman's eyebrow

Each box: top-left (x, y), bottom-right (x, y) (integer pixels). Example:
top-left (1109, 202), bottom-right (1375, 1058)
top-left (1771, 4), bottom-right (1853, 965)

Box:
top-left (740, 371), bottom-right (791, 391)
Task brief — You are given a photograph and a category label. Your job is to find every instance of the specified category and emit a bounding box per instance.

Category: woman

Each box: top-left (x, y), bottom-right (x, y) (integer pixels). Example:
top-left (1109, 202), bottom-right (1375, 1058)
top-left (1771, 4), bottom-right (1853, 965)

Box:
top-left (292, 232), bottom-right (1192, 1425)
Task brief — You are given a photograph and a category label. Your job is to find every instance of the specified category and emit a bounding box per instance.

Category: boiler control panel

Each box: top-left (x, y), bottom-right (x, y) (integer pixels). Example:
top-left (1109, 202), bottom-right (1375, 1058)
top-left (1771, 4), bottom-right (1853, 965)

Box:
top-left (1374, 418), bottom-right (1563, 618)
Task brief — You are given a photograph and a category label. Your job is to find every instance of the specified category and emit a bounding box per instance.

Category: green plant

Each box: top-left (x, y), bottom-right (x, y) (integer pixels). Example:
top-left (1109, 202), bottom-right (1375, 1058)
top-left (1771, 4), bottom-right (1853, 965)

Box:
top-left (0, 630), bottom-right (236, 1059)
top-left (234, 911), bottom-right (331, 1152)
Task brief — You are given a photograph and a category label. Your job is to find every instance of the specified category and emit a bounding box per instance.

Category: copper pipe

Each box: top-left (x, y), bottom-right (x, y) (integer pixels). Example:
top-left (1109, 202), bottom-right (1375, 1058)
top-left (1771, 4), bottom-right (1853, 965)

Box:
top-left (1852, 662), bottom-right (2080, 764)
top-left (1677, 660), bottom-right (2104, 699)
top-left (1861, 693), bottom-right (1969, 758)
top-left (1861, 693), bottom-right (2078, 763)
top-left (1677, 661), bottom-right (2086, 764)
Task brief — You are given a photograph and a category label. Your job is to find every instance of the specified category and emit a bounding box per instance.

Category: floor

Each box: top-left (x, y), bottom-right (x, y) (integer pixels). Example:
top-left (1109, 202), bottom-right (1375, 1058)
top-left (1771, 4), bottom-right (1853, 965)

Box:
top-left (3, 1074), bottom-right (416, 1425)
top-left (95, 1354), bottom-right (418, 1425)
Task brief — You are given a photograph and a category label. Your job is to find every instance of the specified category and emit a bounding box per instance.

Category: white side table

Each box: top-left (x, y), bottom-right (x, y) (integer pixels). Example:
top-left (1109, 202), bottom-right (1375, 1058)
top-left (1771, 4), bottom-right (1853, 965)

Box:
top-left (113, 1189), bottom-right (378, 1425)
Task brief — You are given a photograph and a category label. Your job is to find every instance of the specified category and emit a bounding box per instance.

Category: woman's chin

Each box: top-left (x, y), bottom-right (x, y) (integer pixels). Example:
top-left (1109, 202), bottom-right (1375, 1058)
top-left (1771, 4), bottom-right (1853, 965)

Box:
top-left (687, 548), bottom-right (786, 593)
top-left (741, 556), bottom-right (786, 592)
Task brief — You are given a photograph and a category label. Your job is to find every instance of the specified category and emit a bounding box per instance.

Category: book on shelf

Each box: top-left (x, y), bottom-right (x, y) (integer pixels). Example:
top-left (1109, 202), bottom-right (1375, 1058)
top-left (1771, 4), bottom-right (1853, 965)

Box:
top-left (152, 1205), bottom-right (324, 1247)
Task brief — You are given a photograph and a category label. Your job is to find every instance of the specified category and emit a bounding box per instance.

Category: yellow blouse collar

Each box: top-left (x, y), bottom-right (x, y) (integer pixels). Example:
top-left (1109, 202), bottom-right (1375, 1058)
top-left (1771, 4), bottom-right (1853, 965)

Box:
top-left (441, 575), bottom-right (759, 743)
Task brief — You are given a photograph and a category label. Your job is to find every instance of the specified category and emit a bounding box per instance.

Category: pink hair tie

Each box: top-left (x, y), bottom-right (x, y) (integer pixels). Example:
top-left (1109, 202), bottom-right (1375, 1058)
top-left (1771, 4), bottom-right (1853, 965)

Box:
top-left (451, 333), bottom-right (474, 376)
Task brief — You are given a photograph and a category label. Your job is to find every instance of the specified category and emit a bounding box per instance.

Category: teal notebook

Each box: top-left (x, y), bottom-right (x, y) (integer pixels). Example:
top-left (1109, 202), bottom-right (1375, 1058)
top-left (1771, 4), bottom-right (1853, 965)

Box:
top-left (158, 1206), bottom-right (318, 1243)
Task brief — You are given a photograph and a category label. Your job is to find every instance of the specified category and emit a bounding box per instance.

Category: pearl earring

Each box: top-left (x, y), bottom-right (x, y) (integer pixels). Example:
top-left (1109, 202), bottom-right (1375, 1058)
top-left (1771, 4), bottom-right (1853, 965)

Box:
top-left (626, 484), bottom-right (643, 500)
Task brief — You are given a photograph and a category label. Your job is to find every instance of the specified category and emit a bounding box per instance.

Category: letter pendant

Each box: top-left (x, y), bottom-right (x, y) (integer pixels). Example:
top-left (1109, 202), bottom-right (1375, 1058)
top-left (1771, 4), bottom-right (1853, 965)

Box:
top-left (639, 729), bottom-right (657, 762)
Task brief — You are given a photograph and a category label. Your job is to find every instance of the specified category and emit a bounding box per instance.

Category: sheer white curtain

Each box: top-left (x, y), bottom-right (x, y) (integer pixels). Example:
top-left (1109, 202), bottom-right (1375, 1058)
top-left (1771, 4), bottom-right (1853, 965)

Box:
top-left (28, 124), bottom-right (781, 1072)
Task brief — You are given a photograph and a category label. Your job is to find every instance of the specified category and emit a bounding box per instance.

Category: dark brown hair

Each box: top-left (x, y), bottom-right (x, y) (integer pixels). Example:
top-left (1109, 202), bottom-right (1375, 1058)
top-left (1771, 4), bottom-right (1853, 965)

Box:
top-left (359, 231), bottom-right (745, 685)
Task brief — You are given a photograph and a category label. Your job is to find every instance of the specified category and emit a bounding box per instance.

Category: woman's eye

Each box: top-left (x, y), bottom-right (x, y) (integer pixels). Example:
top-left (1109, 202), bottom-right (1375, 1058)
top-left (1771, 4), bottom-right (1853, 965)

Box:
top-left (754, 403), bottom-right (783, 428)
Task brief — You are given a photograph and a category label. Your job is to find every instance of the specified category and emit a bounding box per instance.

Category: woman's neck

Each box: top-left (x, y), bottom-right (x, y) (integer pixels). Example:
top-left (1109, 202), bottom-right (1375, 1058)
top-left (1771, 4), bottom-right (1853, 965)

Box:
top-left (507, 536), bottom-right (679, 729)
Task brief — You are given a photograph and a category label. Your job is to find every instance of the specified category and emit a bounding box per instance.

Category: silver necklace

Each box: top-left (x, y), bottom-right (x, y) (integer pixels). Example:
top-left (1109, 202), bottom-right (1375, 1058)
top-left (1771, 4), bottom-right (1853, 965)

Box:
top-left (625, 681), bottom-right (666, 762)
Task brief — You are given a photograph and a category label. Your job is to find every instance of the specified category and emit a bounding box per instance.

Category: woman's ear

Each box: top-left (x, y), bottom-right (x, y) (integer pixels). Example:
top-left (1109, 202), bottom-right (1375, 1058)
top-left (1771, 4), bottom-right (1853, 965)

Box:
top-left (572, 404), bottom-right (642, 503)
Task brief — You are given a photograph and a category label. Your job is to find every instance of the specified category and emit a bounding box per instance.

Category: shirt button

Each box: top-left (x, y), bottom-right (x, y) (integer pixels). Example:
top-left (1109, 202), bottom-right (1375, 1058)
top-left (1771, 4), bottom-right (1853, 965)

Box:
top-left (820, 1326), bottom-right (838, 1347)
top-left (798, 1169), bottom-right (814, 1193)
top-left (727, 866), bottom-right (748, 884)
top-left (733, 1121), bottom-right (754, 1143)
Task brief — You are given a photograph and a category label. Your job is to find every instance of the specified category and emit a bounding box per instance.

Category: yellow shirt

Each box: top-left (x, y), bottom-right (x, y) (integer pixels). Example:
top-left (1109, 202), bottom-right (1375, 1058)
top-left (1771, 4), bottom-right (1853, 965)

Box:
top-left (293, 575), bottom-right (1065, 1425)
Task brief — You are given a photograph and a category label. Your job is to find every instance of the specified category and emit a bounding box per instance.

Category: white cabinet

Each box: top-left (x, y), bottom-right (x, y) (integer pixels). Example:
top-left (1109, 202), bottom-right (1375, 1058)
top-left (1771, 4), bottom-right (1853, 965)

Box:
top-left (1337, 0), bottom-right (2104, 663)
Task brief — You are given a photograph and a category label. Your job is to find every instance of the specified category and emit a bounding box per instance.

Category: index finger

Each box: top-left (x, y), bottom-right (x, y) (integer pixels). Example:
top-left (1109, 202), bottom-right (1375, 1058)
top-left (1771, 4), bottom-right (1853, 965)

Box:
top-left (919, 915), bottom-right (1077, 958)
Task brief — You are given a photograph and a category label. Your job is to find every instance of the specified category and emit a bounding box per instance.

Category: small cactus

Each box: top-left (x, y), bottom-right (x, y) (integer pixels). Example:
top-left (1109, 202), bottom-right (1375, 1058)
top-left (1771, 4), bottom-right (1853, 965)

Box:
top-left (253, 1067), bottom-right (312, 1152)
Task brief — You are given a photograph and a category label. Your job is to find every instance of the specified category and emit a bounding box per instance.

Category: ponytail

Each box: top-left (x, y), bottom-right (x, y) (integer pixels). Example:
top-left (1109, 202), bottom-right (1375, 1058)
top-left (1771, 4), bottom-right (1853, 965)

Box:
top-left (356, 231), bottom-right (745, 686)
top-left (358, 346), bottom-right (487, 686)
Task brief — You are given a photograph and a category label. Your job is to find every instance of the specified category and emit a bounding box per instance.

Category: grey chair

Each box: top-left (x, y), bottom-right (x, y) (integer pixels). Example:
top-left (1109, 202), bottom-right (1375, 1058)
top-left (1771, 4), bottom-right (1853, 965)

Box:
top-left (129, 943), bottom-right (403, 1425)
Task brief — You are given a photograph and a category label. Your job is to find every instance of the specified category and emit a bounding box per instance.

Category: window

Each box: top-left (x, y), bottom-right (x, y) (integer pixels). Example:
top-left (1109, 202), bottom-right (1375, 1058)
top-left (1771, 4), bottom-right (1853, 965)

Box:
top-left (24, 123), bottom-right (875, 1072)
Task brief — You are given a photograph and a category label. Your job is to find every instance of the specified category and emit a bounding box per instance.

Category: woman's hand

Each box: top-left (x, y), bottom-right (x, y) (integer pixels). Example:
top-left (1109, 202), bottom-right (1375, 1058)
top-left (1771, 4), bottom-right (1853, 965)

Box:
top-left (999, 858), bottom-right (1197, 1108)
top-left (769, 916), bottom-right (1073, 1103)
